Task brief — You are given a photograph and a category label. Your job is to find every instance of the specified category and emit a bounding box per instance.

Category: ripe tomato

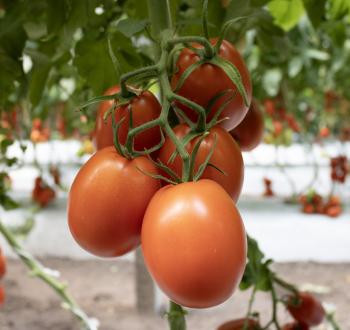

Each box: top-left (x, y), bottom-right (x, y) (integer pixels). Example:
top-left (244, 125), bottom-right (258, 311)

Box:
top-left (0, 286), bottom-right (4, 306)
top-left (230, 99), bottom-right (264, 151)
top-left (0, 248), bottom-right (6, 279)
top-left (282, 322), bottom-right (309, 330)
top-left (94, 85), bottom-right (162, 151)
top-left (171, 39), bottom-right (252, 131)
top-left (287, 292), bottom-right (325, 327)
top-left (32, 177), bottom-right (56, 208)
top-left (217, 318), bottom-right (260, 330)
top-left (158, 124), bottom-right (244, 201)
top-left (142, 180), bottom-right (247, 308)
top-left (68, 146), bottom-right (160, 257)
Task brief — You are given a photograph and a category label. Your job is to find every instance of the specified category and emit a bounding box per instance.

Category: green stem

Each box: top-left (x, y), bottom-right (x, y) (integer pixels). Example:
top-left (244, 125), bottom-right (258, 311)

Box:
top-left (273, 275), bottom-right (298, 295)
top-left (202, 0), bottom-right (209, 39)
top-left (167, 301), bottom-right (187, 330)
top-left (243, 287), bottom-right (256, 330)
top-left (167, 36), bottom-right (214, 58)
top-left (120, 65), bottom-right (159, 97)
top-left (169, 93), bottom-right (206, 131)
top-left (326, 313), bottom-right (341, 330)
top-left (0, 220), bottom-right (97, 330)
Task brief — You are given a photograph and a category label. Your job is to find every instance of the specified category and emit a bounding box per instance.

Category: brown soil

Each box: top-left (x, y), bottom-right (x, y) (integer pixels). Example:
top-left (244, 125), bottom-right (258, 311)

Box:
top-left (0, 259), bottom-right (349, 330)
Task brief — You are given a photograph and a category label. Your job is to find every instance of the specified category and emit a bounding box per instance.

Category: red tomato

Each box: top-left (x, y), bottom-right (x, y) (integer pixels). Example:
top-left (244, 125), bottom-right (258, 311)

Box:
top-left (68, 146), bottom-right (160, 257)
top-left (171, 39), bottom-right (252, 131)
top-left (287, 292), bottom-right (325, 326)
top-left (282, 322), bottom-right (309, 330)
top-left (142, 180), bottom-right (247, 308)
top-left (217, 318), bottom-right (260, 330)
top-left (230, 99), bottom-right (264, 151)
top-left (158, 124), bottom-right (244, 201)
top-left (264, 99), bottom-right (275, 115)
top-left (0, 286), bottom-right (4, 306)
top-left (0, 248), bottom-right (6, 279)
top-left (32, 177), bottom-right (56, 207)
top-left (94, 85), bottom-right (162, 151)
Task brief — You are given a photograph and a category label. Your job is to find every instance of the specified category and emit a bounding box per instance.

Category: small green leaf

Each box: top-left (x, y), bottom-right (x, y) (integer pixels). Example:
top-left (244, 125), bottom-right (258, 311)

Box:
top-left (268, 0), bottom-right (305, 31)
top-left (117, 18), bottom-right (148, 37)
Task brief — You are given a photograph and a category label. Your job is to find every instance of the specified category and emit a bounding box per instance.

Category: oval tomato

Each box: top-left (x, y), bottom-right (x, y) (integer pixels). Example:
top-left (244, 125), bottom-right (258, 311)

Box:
top-left (158, 124), bottom-right (244, 201)
top-left (94, 85), bottom-right (162, 151)
top-left (287, 292), bottom-right (325, 327)
top-left (217, 318), bottom-right (260, 330)
top-left (171, 39), bottom-right (252, 131)
top-left (230, 99), bottom-right (264, 151)
top-left (0, 248), bottom-right (6, 278)
top-left (142, 179), bottom-right (247, 308)
top-left (68, 146), bottom-right (160, 257)
top-left (282, 322), bottom-right (309, 330)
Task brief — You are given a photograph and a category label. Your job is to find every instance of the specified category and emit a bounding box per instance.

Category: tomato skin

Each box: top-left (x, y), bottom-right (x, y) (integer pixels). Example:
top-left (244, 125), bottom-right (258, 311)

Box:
top-left (287, 292), bottom-right (325, 327)
top-left (0, 286), bottom-right (4, 306)
top-left (68, 146), bottom-right (160, 257)
top-left (231, 99), bottom-right (264, 151)
top-left (217, 318), bottom-right (260, 330)
top-left (158, 124), bottom-right (244, 201)
top-left (94, 85), bottom-right (162, 151)
top-left (0, 248), bottom-right (6, 279)
top-left (142, 180), bottom-right (247, 308)
top-left (282, 322), bottom-right (309, 330)
top-left (172, 39), bottom-right (252, 131)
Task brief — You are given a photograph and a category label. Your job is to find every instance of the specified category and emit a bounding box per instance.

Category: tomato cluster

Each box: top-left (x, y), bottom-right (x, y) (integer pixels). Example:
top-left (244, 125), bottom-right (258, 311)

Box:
top-left (0, 247), bottom-right (6, 306)
top-left (32, 176), bottom-right (56, 208)
top-left (30, 119), bottom-right (51, 143)
top-left (330, 155), bottom-right (349, 183)
top-left (299, 191), bottom-right (342, 218)
top-left (68, 38), bottom-right (258, 309)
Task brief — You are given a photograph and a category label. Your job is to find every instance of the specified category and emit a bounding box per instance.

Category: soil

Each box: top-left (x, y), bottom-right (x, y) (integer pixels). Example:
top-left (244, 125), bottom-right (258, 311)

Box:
top-left (0, 259), bottom-right (349, 330)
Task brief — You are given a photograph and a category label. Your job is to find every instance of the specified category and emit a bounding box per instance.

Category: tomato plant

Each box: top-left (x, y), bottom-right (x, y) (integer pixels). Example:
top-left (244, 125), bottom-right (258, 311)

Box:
top-left (68, 146), bottom-right (160, 257)
top-left (158, 124), bottom-right (244, 201)
top-left (94, 85), bottom-right (162, 152)
top-left (142, 180), bottom-right (247, 308)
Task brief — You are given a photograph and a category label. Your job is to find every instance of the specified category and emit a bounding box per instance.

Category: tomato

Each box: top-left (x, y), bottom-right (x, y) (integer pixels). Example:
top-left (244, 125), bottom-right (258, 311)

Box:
top-left (94, 85), bottom-right (162, 151)
top-left (230, 99), bottom-right (264, 151)
top-left (32, 177), bottom-right (56, 207)
top-left (0, 248), bottom-right (6, 279)
top-left (171, 39), bottom-right (252, 131)
top-left (282, 322), bottom-right (309, 330)
top-left (217, 318), bottom-right (260, 330)
top-left (158, 124), bottom-right (244, 201)
top-left (0, 286), bottom-right (4, 306)
top-left (141, 179), bottom-right (247, 308)
top-left (287, 292), bottom-right (325, 326)
top-left (68, 146), bottom-right (160, 257)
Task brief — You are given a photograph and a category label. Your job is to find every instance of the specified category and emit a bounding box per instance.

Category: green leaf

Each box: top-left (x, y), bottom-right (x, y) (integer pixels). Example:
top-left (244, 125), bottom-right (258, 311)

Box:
top-left (268, 0), bottom-right (305, 31)
top-left (117, 18), bottom-right (148, 37)
top-left (302, 0), bottom-right (326, 27)
top-left (328, 0), bottom-right (350, 19)
top-left (240, 236), bottom-right (273, 292)
top-left (46, 0), bottom-right (67, 36)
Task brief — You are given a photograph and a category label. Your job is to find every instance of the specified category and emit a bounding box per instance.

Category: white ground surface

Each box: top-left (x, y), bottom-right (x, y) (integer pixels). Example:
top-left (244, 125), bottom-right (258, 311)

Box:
top-left (0, 140), bottom-right (349, 262)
